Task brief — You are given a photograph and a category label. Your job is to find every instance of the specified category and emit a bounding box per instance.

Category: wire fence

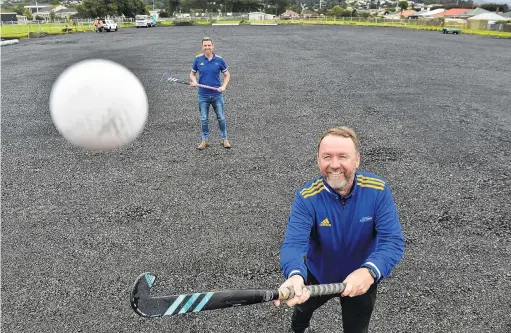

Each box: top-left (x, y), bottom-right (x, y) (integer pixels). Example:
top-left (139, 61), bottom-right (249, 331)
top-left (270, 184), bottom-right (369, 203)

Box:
top-left (2, 15), bottom-right (509, 37)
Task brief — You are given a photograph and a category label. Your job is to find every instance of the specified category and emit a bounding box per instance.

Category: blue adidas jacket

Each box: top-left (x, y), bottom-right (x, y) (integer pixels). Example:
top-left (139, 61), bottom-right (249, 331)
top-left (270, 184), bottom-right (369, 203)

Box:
top-left (280, 171), bottom-right (404, 284)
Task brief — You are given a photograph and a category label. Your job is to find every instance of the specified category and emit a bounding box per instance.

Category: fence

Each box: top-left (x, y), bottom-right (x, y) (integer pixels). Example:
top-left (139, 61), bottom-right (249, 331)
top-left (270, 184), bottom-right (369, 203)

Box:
top-left (2, 15), bottom-right (509, 35)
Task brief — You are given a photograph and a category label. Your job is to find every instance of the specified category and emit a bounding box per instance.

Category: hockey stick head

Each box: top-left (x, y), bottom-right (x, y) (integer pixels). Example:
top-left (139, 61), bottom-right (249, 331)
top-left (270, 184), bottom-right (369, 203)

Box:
top-left (130, 272), bottom-right (157, 317)
top-left (161, 72), bottom-right (170, 82)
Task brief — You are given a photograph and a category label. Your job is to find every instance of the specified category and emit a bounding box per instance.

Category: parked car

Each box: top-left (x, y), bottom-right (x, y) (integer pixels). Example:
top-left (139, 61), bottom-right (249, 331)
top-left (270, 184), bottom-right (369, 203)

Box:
top-left (442, 27), bottom-right (461, 34)
top-left (103, 19), bottom-right (118, 32)
top-left (94, 18), bottom-right (118, 32)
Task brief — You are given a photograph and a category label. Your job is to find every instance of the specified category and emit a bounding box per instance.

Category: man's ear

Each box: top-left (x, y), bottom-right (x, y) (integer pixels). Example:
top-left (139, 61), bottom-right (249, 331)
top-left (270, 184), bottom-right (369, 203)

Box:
top-left (356, 152), bottom-right (360, 169)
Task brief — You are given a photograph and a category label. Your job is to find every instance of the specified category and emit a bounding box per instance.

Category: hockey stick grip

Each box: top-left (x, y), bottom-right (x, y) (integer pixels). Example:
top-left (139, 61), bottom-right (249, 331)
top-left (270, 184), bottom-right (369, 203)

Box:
top-left (196, 83), bottom-right (220, 91)
top-left (278, 282), bottom-right (346, 300)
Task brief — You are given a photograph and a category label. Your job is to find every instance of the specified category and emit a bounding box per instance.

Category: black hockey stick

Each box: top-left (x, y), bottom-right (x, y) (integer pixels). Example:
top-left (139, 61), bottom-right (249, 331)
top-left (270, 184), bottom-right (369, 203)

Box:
top-left (130, 272), bottom-right (346, 318)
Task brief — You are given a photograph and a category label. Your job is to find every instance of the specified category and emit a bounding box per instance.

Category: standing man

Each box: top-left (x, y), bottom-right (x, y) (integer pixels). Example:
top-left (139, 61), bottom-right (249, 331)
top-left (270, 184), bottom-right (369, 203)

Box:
top-left (190, 37), bottom-right (231, 150)
top-left (275, 127), bottom-right (405, 333)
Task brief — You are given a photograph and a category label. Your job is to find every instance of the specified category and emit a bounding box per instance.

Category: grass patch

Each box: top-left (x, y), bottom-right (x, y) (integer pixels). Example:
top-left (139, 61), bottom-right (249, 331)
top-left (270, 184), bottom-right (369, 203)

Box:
top-left (214, 20), bottom-right (241, 24)
top-left (275, 19), bottom-right (511, 38)
top-left (1, 23), bottom-right (94, 39)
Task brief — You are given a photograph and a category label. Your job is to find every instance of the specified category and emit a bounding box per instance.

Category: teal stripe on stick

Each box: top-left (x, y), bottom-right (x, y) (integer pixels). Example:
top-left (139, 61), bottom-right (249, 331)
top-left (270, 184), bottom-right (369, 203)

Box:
top-left (145, 274), bottom-right (155, 288)
top-left (164, 295), bottom-right (186, 316)
top-left (178, 293), bottom-right (201, 314)
top-left (193, 292), bottom-right (214, 312)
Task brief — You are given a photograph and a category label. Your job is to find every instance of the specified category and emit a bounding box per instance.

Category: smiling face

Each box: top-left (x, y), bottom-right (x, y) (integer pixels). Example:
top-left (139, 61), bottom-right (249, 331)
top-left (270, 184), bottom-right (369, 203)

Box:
top-left (317, 134), bottom-right (360, 195)
top-left (202, 40), bottom-right (214, 57)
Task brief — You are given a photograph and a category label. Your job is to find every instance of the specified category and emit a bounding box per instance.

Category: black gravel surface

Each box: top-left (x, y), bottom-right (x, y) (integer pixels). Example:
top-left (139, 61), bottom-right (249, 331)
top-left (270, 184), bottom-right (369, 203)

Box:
top-left (1, 25), bottom-right (510, 333)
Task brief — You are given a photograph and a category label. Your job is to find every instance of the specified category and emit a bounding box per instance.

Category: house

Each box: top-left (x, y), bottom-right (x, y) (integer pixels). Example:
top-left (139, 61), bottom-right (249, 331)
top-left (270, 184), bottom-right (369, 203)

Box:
top-left (384, 9), bottom-right (418, 19)
top-left (53, 5), bottom-right (78, 18)
top-left (408, 8), bottom-right (445, 19)
top-left (17, 15), bottom-right (28, 23)
top-left (433, 8), bottom-right (471, 18)
top-left (467, 12), bottom-right (509, 29)
top-left (301, 10), bottom-right (317, 18)
top-left (467, 12), bottom-right (508, 22)
top-left (149, 10), bottom-right (160, 19)
top-left (1, 12), bottom-right (18, 23)
top-left (24, 4), bottom-right (53, 14)
top-left (248, 12), bottom-right (274, 20)
top-left (280, 10), bottom-right (300, 19)
top-left (456, 7), bottom-right (490, 19)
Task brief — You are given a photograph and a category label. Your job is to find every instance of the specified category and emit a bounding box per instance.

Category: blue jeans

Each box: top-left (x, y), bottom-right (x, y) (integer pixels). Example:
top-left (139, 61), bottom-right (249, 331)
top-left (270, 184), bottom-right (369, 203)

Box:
top-left (198, 94), bottom-right (228, 141)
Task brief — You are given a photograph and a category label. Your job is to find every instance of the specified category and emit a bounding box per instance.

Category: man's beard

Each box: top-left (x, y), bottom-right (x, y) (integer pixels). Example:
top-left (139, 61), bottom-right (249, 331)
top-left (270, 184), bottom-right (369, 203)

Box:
top-left (326, 172), bottom-right (353, 191)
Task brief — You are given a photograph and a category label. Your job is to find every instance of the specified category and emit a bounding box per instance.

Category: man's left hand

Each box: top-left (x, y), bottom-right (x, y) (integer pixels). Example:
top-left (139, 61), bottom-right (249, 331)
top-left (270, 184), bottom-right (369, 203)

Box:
top-left (341, 268), bottom-right (374, 297)
top-left (217, 86), bottom-right (226, 92)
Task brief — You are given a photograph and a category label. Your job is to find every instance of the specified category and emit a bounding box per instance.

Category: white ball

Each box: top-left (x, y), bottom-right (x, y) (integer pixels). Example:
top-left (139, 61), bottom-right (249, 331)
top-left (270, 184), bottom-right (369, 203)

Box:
top-left (50, 59), bottom-right (148, 151)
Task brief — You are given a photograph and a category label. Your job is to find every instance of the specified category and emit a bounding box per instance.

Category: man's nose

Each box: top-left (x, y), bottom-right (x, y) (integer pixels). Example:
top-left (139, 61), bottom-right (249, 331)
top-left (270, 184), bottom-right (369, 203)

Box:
top-left (330, 157), bottom-right (342, 169)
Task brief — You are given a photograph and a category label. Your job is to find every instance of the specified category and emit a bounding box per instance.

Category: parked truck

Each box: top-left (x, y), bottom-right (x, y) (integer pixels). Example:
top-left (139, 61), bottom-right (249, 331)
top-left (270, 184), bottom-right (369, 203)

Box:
top-left (135, 15), bottom-right (156, 28)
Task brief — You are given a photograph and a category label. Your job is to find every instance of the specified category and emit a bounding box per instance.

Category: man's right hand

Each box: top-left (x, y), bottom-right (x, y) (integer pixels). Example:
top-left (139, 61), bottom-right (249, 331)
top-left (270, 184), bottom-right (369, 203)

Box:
top-left (273, 275), bottom-right (310, 308)
top-left (190, 81), bottom-right (198, 87)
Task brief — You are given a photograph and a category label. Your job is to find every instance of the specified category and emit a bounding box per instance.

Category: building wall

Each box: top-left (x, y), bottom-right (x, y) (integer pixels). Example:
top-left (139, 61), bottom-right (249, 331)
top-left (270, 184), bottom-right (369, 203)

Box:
top-left (1, 13), bottom-right (18, 22)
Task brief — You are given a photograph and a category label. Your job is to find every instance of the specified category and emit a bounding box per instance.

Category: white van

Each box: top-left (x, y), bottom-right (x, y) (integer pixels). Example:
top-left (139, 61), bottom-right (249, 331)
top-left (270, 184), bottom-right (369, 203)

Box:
top-left (135, 15), bottom-right (156, 28)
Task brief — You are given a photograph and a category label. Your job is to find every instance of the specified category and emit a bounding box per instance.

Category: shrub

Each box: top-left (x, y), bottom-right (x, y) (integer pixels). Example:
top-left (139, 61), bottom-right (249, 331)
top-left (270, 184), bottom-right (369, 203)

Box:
top-left (173, 20), bottom-right (194, 26)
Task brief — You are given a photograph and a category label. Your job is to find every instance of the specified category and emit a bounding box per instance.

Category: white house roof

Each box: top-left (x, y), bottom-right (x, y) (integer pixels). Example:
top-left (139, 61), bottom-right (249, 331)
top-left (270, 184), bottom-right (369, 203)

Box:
top-left (467, 12), bottom-right (508, 20)
top-left (412, 8), bottom-right (445, 16)
top-left (24, 5), bottom-right (52, 8)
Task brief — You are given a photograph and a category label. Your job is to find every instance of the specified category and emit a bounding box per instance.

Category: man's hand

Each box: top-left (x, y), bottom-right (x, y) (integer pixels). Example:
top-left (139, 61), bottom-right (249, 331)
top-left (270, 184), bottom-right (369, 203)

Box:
top-left (273, 275), bottom-right (310, 308)
top-left (341, 268), bottom-right (375, 297)
top-left (190, 81), bottom-right (198, 87)
top-left (217, 86), bottom-right (226, 92)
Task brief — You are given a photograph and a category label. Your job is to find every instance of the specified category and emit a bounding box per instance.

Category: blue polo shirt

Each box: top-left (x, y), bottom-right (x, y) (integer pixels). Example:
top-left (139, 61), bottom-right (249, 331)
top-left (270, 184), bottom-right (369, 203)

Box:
top-left (191, 53), bottom-right (228, 96)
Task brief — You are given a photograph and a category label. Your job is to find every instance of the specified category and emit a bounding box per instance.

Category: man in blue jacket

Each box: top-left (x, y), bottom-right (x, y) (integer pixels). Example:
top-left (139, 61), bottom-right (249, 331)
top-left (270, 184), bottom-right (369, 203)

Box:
top-left (275, 127), bottom-right (405, 333)
top-left (190, 36), bottom-right (231, 150)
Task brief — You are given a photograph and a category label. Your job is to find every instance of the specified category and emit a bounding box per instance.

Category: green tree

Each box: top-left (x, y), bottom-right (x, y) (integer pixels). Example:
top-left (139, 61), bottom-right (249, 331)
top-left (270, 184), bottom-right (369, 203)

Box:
top-left (398, 0), bottom-right (408, 14)
top-left (24, 8), bottom-right (33, 20)
top-left (330, 5), bottom-right (343, 16)
top-left (14, 5), bottom-right (25, 14)
top-left (266, 0), bottom-right (290, 15)
top-left (179, 0), bottom-right (193, 13)
top-left (480, 3), bottom-right (508, 12)
top-left (167, 0), bottom-right (180, 16)
top-left (77, 0), bottom-right (107, 17)
top-left (288, 4), bottom-right (301, 13)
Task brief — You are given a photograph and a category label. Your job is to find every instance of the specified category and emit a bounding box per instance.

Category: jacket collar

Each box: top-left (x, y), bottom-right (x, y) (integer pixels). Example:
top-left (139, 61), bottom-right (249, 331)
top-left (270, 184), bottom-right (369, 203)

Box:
top-left (321, 172), bottom-right (359, 200)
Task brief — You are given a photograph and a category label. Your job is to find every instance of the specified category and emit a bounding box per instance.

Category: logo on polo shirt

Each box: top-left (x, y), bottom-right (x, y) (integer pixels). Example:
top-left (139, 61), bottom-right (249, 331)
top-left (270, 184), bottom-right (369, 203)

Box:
top-left (359, 216), bottom-right (373, 223)
top-left (319, 218), bottom-right (331, 227)
top-left (200, 62), bottom-right (204, 66)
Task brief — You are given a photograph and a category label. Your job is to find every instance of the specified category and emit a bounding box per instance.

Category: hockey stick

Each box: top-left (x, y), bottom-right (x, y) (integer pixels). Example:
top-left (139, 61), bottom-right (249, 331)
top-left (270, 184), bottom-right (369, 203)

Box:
top-left (161, 72), bottom-right (219, 91)
top-left (130, 272), bottom-right (346, 318)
